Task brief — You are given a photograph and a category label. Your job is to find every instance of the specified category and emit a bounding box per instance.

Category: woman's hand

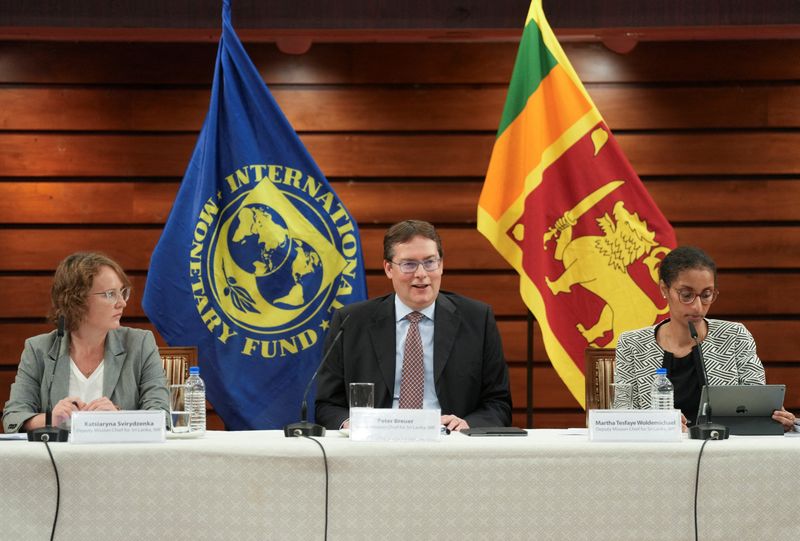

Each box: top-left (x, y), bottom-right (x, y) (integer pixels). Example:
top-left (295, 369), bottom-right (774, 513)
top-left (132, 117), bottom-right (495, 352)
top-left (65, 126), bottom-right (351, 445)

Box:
top-left (52, 396), bottom-right (85, 426)
top-left (83, 397), bottom-right (118, 411)
top-left (772, 408), bottom-right (796, 432)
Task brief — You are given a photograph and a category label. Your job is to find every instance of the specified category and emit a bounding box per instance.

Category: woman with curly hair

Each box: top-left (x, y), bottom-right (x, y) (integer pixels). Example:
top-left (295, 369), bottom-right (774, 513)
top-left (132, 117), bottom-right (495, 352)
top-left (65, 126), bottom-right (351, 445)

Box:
top-left (3, 252), bottom-right (168, 433)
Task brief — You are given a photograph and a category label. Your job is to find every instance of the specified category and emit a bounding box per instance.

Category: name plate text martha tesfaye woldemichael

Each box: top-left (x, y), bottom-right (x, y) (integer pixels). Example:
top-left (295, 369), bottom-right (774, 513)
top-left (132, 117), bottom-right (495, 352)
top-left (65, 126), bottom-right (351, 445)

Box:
top-left (588, 409), bottom-right (682, 442)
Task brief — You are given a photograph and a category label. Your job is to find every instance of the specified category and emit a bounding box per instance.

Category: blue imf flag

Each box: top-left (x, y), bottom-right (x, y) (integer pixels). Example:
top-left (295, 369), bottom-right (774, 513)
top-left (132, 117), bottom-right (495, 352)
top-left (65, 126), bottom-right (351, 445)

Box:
top-left (143, 0), bottom-right (368, 430)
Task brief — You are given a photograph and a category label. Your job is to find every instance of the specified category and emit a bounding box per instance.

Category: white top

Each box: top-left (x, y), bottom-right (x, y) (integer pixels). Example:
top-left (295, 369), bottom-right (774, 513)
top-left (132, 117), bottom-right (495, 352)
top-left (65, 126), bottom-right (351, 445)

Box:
top-left (68, 358), bottom-right (105, 403)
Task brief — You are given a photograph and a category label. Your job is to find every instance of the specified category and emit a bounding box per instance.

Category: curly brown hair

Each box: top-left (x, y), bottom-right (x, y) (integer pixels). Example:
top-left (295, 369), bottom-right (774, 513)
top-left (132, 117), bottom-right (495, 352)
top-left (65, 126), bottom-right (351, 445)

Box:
top-left (48, 252), bottom-right (131, 332)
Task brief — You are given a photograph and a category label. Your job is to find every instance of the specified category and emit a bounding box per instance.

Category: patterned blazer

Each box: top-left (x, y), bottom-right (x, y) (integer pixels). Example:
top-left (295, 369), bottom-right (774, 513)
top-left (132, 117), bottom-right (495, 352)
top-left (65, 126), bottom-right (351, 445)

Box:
top-left (615, 318), bottom-right (766, 409)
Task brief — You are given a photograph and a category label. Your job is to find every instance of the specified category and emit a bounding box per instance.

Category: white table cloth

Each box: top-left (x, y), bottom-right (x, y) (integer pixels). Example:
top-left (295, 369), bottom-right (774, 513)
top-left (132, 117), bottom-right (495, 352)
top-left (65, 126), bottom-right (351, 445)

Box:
top-left (2, 430), bottom-right (798, 540)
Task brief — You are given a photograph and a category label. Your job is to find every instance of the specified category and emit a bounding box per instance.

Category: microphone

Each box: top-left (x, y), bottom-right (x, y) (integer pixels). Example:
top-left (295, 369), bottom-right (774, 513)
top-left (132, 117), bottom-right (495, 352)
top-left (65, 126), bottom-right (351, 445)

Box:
top-left (28, 316), bottom-right (70, 442)
top-left (688, 322), bottom-right (711, 389)
top-left (687, 321), bottom-right (728, 440)
top-left (284, 313), bottom-right (351, 437)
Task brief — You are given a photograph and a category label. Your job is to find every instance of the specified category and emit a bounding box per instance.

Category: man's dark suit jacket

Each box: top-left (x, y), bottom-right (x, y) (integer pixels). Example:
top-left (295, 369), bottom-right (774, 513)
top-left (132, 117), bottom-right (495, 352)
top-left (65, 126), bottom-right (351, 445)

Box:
top-left (314, 291), bottom-right (512, 429)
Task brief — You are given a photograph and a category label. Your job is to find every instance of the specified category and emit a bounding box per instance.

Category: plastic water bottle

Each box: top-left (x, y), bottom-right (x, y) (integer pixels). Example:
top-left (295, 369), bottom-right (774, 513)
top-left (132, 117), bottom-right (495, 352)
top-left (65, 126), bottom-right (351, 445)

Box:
top-left (651, 368), bottom-right (674, 410)
top-left (185, 366), bottom-right (206, 435)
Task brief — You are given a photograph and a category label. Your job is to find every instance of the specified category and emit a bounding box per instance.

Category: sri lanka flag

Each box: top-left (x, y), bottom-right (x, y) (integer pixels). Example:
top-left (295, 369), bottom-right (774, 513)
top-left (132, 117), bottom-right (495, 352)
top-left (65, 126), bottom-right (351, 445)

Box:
top-left (478, 0), bottom-right (677, 407)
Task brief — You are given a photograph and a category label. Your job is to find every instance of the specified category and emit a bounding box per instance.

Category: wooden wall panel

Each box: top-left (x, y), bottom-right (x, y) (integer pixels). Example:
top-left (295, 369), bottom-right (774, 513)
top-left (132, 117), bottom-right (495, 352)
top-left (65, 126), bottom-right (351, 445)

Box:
top-left (5, 179), bottom-right (800, 226)
top-left (4, 132), bottom-right (800, 178)
top-left (619, 133), bottom-right (800, 176)
top-left (512, 411), bottom-right (585, 429)
top-left (0, 88), bottom-right (212, 131)
top-left (3, 85), bottom-right (799, 132)
top-left (646, 180), bottom-right (800, 223)
top-left (0, 229), bottom-right (163, 271)
top-left (4, 41), bottom-right (800, 85)
top-left (2, 39), bottom-right (800, 431)
top-left (589, 86), bottom-right (800, 130)
top-left (569, 41), bottom-right (800, 83)
top-left (0, 182), bottom-right (177, 224)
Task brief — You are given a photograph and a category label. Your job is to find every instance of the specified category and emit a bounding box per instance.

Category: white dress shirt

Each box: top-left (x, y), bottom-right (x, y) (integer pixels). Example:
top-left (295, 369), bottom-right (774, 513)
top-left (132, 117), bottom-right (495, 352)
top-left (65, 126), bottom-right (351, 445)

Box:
top-left (392, 296), bottom-right (440, 410)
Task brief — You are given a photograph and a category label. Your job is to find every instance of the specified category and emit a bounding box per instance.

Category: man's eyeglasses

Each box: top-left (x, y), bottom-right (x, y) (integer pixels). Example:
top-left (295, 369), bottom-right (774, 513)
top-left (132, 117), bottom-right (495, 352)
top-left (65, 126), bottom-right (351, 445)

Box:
top-left (390, 258), bottom-right (442, 274)
top-left (672, 287), bottom-right (718, 305)
top-left (91, 287), bottom-right (131, 304)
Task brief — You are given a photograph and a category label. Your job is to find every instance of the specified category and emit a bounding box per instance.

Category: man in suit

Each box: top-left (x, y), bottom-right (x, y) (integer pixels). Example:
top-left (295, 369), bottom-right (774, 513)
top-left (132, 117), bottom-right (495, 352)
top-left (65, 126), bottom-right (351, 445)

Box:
top-left (315, 220), bottom-right (512, 431)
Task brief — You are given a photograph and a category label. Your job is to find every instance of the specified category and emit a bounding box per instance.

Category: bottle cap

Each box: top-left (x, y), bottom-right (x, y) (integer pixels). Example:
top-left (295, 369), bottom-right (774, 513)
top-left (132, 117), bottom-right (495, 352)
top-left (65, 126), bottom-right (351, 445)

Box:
top-left (189, 366), bottom-right (200, 375)
top-left (655, 368), bottom-right (667, 375)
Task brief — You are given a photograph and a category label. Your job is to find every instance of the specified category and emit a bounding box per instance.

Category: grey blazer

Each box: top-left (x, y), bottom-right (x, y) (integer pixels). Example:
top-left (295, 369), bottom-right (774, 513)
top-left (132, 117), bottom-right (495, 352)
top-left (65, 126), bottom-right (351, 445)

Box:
top-left (2, 327), bottom-right (169, 433)
top-left (615, 318), bottom-right (766, 409)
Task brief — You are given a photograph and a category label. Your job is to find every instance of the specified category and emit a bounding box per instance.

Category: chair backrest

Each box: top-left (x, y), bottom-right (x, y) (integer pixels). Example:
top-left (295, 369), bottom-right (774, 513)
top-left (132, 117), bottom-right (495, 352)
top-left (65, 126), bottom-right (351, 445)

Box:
top-left (159, 346), bottom-right (198, 386)
top-left (585, 348), bottom-right (616, 416)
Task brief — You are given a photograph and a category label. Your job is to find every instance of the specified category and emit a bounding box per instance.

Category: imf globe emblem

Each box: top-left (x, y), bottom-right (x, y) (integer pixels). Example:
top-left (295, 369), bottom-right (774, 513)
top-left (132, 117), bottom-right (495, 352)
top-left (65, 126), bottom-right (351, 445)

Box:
top-left (227, 204), bottom-right (323, 310)
top-left (188, 163), bottom-right (360, 352)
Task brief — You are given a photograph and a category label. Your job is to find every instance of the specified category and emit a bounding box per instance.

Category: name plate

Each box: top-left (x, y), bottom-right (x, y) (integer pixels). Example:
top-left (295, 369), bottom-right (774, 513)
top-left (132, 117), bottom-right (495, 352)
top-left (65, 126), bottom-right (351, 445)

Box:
top-left (70, 410), bottom-right (166, 444)
top-left (588, 409), bottom-right (682, 442)
top-left (349, 408), bottom-right (441, 441)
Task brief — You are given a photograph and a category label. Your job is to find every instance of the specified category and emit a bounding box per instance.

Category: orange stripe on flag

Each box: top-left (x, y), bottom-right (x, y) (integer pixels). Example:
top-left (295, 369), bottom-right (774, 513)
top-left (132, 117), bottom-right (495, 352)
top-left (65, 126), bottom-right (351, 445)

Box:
top-left (480, 64), bottom-right (592, 221)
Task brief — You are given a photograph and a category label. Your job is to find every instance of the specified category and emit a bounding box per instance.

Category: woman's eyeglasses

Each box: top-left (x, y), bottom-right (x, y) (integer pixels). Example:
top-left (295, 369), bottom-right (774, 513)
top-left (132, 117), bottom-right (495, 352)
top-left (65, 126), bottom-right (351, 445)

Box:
top-left (672, 287), bottom-right (718, 305)
top-left (91, 287), bottom-right (131, 304)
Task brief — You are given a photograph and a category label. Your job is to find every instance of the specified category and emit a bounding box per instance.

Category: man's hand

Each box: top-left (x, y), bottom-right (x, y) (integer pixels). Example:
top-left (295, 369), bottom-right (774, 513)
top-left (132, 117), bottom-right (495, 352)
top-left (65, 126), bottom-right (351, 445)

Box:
top-left (441, 414), bottom-right (469, 432)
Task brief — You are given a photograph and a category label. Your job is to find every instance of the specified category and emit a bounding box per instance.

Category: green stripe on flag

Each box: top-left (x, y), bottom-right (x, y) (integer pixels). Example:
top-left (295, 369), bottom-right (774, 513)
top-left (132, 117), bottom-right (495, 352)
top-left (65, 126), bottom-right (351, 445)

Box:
top-left (497, 18), bottom-right (558, 138)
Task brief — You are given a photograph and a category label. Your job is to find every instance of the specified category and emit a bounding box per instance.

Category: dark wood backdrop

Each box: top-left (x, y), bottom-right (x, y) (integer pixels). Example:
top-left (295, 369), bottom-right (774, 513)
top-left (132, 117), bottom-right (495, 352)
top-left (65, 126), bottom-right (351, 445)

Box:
top-left (1, 39), bottom-right (799, 430)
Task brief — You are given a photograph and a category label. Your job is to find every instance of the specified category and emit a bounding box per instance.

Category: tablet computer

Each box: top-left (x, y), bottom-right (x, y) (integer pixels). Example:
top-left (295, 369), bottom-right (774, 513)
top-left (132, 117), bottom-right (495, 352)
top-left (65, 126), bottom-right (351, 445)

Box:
top-left (696, 384), bottom-right (785, 436)
top-left (460, 427), bottom-right (527, 437)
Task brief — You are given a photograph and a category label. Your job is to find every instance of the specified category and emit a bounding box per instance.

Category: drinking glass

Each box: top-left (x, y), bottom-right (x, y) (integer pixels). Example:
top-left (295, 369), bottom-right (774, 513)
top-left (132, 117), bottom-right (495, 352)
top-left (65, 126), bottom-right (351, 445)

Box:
top-left (610, 382), bottom-right (633, 409)
top-left (169, 384), bottom-right (191, 433)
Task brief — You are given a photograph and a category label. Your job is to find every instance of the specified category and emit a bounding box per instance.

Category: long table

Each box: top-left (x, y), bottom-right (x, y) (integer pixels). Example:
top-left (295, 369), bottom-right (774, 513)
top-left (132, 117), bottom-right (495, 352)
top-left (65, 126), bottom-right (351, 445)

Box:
top-left (2, 430), bottom-right (798, 540)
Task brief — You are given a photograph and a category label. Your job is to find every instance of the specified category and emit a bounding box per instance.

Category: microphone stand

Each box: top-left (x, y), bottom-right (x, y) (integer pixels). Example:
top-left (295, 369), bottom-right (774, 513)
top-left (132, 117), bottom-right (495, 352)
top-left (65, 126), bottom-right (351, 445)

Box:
top-left (28, 316), bottom-right (70, 442)
top-left (284, 314), bottom-right (351, 437)
top-left (687, 321), bottom-right (728, 440)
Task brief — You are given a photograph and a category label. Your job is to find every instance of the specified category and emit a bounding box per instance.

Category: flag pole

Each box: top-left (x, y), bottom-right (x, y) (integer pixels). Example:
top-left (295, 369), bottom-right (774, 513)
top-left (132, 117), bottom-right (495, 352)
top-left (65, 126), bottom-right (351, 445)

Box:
top-left (526, 309), bottom-right (535, 428)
